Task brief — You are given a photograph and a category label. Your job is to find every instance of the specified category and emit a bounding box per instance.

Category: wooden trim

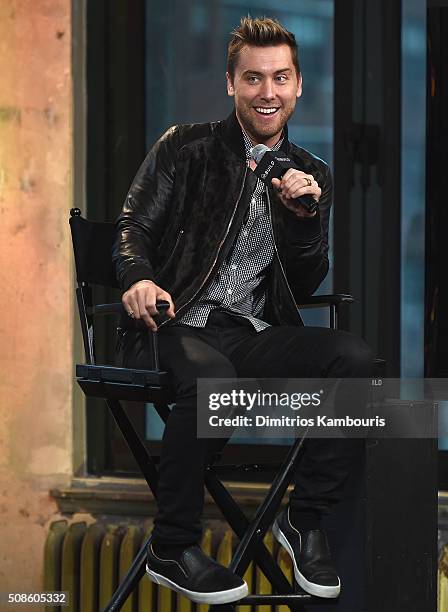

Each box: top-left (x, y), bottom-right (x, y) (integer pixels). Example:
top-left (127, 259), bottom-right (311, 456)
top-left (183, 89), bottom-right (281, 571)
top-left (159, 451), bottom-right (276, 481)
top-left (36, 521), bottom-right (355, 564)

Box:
top-left (50, 477), bottom-right (290, 518)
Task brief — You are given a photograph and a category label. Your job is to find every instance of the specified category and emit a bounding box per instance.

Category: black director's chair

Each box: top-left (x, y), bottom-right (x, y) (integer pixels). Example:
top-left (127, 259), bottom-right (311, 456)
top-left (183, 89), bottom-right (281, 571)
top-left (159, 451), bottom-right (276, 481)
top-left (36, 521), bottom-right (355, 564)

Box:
top-left (69, 207), bottom-right (376, 612)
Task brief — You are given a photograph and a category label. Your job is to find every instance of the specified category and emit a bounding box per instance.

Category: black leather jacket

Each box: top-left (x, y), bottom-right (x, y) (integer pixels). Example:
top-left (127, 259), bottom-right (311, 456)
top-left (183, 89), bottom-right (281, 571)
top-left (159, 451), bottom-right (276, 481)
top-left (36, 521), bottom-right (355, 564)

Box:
top-left (112, 111), bottom-right (332, 327)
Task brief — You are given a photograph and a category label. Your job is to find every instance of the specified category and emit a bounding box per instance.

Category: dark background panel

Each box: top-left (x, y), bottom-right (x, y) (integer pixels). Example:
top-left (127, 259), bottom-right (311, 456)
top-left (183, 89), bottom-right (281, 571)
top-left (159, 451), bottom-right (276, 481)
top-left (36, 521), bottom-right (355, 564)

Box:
top-left (85, 0), bottom-right (147, 474)
top-left (427, 1), bottom-right (448, 488)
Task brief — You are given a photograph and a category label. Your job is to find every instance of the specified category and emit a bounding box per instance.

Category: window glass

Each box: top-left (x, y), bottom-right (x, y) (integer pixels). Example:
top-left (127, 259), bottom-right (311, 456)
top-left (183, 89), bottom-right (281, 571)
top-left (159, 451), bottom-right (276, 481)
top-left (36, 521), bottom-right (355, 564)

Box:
top-left (401, 0), bottom-right (425, 379)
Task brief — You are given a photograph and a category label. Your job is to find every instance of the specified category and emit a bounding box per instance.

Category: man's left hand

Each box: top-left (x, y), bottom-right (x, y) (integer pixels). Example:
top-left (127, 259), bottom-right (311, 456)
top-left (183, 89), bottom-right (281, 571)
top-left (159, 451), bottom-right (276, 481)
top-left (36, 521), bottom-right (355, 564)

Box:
top-left (272, 169), bottom-right (321, 218)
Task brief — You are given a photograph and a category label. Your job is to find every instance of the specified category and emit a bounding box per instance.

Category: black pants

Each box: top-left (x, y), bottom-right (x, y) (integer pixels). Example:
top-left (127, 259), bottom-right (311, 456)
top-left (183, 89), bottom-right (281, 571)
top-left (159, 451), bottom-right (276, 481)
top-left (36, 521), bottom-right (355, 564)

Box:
top-left (119, 311), bottom-right (373, 546)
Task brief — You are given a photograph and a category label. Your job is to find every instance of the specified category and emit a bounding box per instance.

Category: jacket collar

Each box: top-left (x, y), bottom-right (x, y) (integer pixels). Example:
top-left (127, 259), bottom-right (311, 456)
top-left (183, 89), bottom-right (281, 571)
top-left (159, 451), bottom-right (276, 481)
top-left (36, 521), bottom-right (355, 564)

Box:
top-left (218, 109), bottom-right (291, 160)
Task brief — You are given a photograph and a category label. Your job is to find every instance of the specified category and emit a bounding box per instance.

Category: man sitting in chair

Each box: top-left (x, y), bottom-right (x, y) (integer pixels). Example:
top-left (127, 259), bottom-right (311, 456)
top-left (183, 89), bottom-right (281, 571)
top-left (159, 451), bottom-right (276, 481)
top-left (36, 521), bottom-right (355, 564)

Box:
top-left (113, 16), bottom-right (373, 606)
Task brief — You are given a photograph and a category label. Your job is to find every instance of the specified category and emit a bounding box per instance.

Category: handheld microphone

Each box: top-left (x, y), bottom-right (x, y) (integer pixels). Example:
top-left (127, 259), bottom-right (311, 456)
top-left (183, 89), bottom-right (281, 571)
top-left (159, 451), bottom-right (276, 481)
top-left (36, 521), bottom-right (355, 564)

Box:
top-left (250, 144), bottom-right (318, 214)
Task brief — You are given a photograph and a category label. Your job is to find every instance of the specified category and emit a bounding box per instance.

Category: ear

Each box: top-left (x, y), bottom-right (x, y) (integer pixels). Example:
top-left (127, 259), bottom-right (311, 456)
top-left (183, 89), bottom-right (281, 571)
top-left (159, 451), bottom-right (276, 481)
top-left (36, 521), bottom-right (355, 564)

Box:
top-left (226, 72), bottom-right (235, 97)
top-left (296, 73), bottom-right (303, 99)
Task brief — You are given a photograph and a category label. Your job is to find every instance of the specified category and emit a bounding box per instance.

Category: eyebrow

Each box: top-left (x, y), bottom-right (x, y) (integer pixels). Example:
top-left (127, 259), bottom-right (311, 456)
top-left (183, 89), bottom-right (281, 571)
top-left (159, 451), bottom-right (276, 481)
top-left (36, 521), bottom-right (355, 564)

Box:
top-left (242, 68), bottom-right (293, 77)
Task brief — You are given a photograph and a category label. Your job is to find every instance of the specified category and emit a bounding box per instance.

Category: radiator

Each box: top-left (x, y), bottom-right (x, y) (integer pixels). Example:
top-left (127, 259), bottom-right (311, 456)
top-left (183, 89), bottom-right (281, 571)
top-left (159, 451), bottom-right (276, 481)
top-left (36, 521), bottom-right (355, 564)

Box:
top-left (45, 519), bottom-right (447, 612)
top-left (440, 545), bottom-right (448, 612)
top-left (43, 520), bottom-right (293, 612)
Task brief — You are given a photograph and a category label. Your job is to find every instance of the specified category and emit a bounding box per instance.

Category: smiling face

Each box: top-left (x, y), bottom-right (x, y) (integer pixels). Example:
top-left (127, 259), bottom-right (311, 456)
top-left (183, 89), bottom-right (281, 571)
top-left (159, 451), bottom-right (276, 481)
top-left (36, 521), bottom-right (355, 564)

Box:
top-left (226, 43), bottom-right (302, 148)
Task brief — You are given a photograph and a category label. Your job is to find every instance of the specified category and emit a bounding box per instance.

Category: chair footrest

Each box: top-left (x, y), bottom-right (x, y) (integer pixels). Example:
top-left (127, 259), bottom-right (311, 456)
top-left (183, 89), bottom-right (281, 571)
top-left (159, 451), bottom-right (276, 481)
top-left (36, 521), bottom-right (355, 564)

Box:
top-left (209, 462), bottom-right (283, 473)
top-left (239, 593), bottom-right (322, 604)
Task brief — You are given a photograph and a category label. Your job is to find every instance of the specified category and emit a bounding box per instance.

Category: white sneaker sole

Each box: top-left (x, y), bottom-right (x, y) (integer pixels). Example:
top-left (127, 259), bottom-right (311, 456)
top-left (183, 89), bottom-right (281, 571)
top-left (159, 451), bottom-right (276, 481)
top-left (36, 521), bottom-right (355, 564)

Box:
top-left (145, 564), bottom-right (249, 604)
top-left (272, 521), bottom-right (341, 599)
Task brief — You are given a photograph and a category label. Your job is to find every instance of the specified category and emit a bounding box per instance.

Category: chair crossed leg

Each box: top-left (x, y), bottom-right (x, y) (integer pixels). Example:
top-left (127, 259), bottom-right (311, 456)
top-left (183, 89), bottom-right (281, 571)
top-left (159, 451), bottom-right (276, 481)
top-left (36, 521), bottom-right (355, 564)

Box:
top-left (102, 397), bottom-right (321, 612)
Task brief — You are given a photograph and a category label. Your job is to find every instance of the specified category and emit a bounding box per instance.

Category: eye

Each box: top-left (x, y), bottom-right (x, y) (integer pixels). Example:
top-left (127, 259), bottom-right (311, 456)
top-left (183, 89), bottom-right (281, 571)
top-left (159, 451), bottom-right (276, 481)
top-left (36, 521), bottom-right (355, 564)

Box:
top-left (247, 75), bottom-right (260, 84)
top-left (276, 75), bottom-right (288, 83)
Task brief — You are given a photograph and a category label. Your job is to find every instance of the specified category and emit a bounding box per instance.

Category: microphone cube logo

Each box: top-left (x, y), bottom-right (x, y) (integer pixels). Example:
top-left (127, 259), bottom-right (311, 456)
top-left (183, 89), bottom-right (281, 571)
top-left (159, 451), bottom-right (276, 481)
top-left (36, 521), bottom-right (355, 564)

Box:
top-left (261, 160), bottom-right (275, 180)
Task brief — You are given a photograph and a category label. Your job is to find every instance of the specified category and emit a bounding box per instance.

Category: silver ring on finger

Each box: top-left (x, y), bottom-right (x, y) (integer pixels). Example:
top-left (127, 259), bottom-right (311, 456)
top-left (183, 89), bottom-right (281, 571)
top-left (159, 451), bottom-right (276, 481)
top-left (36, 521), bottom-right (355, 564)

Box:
top-left (128, 309), bottom-right (135, 318)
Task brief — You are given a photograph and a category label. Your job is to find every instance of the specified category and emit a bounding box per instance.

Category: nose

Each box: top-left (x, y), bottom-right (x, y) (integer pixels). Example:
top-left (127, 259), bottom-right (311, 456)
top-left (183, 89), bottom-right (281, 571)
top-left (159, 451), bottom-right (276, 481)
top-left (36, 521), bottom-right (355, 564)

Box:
top-left (259, 79), bottom-right (275, 101)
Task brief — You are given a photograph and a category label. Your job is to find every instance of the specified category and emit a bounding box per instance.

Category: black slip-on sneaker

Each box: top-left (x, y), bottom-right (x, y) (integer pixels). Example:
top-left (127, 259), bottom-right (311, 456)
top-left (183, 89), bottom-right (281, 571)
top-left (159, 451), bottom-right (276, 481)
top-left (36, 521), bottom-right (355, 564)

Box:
top-left (272, 508), bottom-right (341, 599)
top-left (146, 540), bottom-right (248, 604)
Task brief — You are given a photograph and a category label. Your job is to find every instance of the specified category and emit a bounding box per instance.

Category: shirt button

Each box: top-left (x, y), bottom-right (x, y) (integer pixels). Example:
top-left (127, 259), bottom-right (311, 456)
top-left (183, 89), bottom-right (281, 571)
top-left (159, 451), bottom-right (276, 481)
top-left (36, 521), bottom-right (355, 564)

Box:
top-left (243, 230), bottom-right (248, 236)
top-left (251, 198), bottom-right (256, 204)
top-left (227, 289), bottom-right (232, 294)
top-left (231, 264), bottom-right (237, 270)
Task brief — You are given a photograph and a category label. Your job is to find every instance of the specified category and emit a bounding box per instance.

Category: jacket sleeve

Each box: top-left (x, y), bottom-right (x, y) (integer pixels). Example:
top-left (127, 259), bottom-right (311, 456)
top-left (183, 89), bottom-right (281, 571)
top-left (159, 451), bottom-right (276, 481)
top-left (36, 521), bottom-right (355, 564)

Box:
top-left (112, 126), bottom-right (179, 292)
top-left (283, 163), bottom-right (332, 301)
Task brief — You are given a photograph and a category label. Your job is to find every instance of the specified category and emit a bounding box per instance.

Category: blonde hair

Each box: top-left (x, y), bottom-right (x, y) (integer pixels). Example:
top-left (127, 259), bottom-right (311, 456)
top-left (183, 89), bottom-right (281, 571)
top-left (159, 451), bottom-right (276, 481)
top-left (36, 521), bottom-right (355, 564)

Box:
top-left (227, 16), bottom-right (301, 80)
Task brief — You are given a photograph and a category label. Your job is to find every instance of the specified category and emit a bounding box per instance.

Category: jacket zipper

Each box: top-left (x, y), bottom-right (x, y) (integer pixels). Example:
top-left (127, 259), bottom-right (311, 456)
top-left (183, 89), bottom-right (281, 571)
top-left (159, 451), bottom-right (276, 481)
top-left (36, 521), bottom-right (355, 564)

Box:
top-left (159, 166), bottom-right (248, 327)
top-left (172, 229), bottom-right (184, 250)
top-left (266, 189), bottom-right (299, 315)
top-left (165, 229), bottom-right (184, 265)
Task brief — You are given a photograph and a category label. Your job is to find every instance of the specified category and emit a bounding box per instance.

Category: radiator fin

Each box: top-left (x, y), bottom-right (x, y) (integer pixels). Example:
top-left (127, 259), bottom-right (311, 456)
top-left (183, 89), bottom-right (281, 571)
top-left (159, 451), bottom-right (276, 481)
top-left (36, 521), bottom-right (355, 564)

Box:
top-left (196, 528), bottom-right (213, 612)
top-left (255, 531), bottom-right (274, 612)
top-left (61, 522), bottom-right (87, 612)
top-left (120, 525), bottom-right (143, 612)
top-left (217, 529), bottom-right (233, 567)
top-left (138, 527), bottom-right (154, 612)
top-left (44, 520), bottom-right (68, 612)
top-left (157, 576), bottom-right (173, 611)
top-left (80, 523), bottom-right (106, 612)
top-left (439, 544), bottom-right (448, 612)
top-left (241, 560), bottom-right (255, 612)
top-left (276, 547), bottom-right (293, 612)
top-left (99, 526), bottom-right (125, 609)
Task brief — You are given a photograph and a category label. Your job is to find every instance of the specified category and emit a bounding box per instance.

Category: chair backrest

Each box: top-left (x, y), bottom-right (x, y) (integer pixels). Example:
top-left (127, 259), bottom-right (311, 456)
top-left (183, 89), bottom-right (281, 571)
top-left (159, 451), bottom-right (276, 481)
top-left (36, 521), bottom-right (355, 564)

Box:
top-left (69, 207), bottom-right (119, 289)
top-left (70, 208), bottom-right (170, 367)
top-left (70, 207), bottom-right (122, 364)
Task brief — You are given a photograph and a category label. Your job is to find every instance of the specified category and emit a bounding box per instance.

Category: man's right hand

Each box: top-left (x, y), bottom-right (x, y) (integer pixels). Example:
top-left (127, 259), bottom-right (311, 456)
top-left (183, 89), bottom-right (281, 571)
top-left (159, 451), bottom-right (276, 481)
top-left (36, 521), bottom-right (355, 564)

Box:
top-left (122, 280), bottom-right (175, 331)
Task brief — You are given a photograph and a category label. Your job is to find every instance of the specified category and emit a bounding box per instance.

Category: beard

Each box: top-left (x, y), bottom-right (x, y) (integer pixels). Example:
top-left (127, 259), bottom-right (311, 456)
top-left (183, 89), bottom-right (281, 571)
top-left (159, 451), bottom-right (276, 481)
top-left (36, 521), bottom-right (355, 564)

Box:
top-left (235, 101), bottom-right (296, 144)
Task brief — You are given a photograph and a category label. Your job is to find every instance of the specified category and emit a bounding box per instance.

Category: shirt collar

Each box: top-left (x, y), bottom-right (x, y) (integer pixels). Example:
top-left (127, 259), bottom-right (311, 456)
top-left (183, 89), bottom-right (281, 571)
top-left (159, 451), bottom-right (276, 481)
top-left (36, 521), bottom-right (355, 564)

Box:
top-left (241, 128), bottom-right (285, 161)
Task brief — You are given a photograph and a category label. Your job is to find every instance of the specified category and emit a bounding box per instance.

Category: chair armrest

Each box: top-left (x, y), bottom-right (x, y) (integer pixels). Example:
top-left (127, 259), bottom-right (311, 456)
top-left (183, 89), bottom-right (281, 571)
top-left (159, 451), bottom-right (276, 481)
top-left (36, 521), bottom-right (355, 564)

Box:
top-left (75, 364), bottom-right (173, 403)
top-left (76, 364), bottom-right (169, 386)
top-left (87, 302), bottom-right (123, 316)
top-left (87, 300), bottom-right (171, 317)
top-left (298, 293), bottom-right (354, 309)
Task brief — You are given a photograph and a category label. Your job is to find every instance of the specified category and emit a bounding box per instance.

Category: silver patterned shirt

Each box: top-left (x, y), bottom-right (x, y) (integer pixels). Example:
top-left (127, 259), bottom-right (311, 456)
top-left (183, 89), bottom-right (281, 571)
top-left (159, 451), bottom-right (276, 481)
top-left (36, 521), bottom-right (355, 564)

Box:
top-left (176, 130), bottom-right (284, 331)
